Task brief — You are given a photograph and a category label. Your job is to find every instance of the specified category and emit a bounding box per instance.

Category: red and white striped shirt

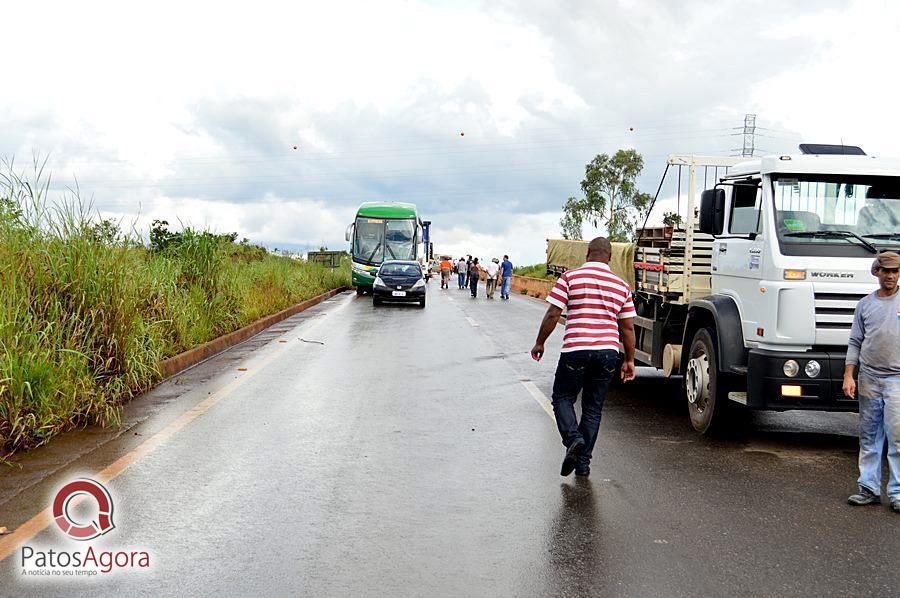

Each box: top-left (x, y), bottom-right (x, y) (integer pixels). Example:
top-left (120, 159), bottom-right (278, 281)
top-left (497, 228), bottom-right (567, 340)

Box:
top-left (546, 262), bottom-right (636, 353)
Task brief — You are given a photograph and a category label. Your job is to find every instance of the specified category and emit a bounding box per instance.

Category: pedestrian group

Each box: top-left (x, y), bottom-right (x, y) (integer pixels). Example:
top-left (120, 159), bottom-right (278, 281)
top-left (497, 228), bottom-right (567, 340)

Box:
top-left (444, 254), bottom-right (514, 300)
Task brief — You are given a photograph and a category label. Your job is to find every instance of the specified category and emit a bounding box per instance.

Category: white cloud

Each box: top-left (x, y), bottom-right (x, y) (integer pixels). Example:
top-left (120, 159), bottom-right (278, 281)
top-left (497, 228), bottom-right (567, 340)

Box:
top-left (3, 0), bottom-right (899, 266)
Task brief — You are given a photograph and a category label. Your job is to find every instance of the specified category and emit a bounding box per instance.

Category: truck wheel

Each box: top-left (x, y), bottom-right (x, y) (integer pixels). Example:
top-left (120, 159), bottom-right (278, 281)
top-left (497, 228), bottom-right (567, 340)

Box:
top-left (684, 327), bottom-right (730, 434)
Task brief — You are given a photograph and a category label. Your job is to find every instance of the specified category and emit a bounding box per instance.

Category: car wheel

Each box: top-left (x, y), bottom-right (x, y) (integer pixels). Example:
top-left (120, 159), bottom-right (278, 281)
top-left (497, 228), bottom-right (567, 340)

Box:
top-left (373, 296), bottom-right (382, 306)
top-left (419, 298), bottom-right (426, 308)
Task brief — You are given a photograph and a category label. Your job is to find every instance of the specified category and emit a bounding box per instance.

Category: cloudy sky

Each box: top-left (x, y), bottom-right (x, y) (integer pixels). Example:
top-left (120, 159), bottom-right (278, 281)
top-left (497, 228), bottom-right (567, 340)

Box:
top-left (3, 0), bottom-right (899, 264)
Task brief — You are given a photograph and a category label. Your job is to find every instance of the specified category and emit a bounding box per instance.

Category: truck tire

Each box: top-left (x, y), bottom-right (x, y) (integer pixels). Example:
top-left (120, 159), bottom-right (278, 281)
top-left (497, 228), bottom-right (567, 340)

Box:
top-left (684, 327), bottom-right (730, 434)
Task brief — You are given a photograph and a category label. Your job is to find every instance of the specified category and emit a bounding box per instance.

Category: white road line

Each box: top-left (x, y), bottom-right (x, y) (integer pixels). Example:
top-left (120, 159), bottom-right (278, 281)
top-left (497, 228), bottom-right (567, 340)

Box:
top-left (466, 316), bottom-right (479, 327)
top-left (521, 380), bottom-right (555, 420)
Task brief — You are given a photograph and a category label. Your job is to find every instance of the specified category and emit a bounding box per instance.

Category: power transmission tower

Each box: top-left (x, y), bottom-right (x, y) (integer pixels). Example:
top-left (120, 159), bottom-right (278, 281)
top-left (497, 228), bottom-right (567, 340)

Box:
top-left (740, 113), bottom-right (757, 157)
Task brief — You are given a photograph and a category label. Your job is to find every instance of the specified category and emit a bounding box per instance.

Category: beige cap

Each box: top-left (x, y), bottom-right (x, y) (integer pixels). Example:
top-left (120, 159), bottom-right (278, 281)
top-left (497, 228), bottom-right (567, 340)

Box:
top-left (872, 251), bottom-right (900, 273)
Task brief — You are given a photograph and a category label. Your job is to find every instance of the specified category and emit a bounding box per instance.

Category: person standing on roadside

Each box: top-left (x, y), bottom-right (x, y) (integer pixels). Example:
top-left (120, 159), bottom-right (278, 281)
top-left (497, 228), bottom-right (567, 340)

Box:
top-left (844, 251), bottom-right (900, 513)
top-left (484, 258), bottom-right (500, 299)
top-left (465, 254), bottom-right (472, 287)
top-left (531, 237), bottom-right (636, 477)
top-left (469, 257), bottom-right (480, 298)
top-left (439, 257), bottom-right (453, 290)
top-left (500, 255), bottom-right (513, 300)
top-left (457, 257), bottom-right (467, 290)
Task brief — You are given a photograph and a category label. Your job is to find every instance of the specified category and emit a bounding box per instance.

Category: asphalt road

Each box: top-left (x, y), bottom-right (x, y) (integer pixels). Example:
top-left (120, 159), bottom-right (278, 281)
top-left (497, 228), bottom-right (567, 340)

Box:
top-left (1, 283), bottom-right (897, 597)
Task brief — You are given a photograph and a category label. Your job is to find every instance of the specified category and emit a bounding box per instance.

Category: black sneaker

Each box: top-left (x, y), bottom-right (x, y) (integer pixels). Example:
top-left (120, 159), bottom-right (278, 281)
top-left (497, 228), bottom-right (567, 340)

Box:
top-left (847, 487), bottom-right (881, 506)
top-left (891, 497), bottom-right (900, 513)
top-left (560, 438), bottom-right (585, 477)
top-left (575, 467), bottom-right (590, 477)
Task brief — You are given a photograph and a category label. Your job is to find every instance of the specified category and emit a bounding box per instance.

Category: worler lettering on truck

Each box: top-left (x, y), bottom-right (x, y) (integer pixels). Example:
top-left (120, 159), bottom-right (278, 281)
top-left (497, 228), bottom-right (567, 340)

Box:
top-left (632, 147), bottom-right (900, 433)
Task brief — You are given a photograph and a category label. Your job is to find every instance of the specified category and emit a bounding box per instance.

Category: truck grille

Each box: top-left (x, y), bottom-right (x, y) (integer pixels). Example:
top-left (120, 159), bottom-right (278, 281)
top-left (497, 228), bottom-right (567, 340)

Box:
top-left (813, 292), bottom-right (866, 330)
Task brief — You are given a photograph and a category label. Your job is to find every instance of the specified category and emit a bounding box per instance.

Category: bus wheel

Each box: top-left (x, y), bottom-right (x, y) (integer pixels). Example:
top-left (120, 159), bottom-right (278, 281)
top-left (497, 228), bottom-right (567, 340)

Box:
top-left (684, 328), bottom-right (729, 434)
top-left (356, 287), bottom-right (365, 296)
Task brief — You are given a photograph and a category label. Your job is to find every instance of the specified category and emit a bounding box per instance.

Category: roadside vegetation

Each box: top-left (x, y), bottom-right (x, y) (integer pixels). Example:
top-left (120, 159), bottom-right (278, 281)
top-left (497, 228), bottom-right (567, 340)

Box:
top-left (513, 263), bottom-right (555, 279)
top-left (0, 160), bottom-right (349, 459)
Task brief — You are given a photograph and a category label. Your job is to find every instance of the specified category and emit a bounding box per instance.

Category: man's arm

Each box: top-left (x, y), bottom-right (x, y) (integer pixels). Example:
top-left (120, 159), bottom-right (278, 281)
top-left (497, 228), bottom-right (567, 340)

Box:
top-left (843, 304), bottom-right (864, 398)
top-left (618, 317), bottom-right (636, 381)
top-left (531, 305), bottom-right (563, 361)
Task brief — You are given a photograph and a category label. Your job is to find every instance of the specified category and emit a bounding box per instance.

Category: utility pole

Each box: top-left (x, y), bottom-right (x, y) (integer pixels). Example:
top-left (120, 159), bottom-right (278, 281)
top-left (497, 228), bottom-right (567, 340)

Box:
top-left (741, 113), bottom-right (757, 157)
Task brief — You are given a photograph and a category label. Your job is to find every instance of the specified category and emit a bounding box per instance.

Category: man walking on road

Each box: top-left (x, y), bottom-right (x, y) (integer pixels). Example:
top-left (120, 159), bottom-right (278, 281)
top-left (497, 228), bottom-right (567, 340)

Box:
top-left (439, 257), bottom-right (453, 289)
top-left (500, 255), bottom-right (513, 300)
top-left (484, 258), bottom-right (500, 299)
top-left (457, 257), bottom-right (466, 290)
top-left (844, 251), bottom-right (900, 513)
top-left (469, 257), bottom-right (480, 298)
top-left (531, 237), bottom-right (636, 477)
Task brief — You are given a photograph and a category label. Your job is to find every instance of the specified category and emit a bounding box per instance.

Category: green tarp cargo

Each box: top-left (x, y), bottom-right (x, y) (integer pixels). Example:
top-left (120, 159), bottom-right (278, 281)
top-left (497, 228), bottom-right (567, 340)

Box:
top-left (546, 239), bottom-right (635, 289)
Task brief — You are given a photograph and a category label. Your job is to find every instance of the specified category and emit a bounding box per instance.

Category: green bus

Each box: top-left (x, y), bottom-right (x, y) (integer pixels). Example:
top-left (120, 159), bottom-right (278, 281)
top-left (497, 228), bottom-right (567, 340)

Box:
top-left (345, 202), bottom-right (424, 292)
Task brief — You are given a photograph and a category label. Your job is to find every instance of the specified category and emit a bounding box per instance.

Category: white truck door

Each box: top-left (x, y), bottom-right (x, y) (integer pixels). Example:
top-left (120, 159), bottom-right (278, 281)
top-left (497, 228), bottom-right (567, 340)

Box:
top-left (713, 180), bottom-right (764, 339)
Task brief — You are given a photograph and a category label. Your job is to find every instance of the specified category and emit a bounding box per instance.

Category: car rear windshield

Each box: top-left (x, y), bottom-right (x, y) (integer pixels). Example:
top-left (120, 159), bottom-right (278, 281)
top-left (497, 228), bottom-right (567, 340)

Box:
top-left (380, 263), bottom-right (421, 277)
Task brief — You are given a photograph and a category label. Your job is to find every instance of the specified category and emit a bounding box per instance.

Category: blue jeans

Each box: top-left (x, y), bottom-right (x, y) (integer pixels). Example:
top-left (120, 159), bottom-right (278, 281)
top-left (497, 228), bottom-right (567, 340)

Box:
top-left (501, 276), bottom-right (511, 298)
top-left (458, 272), bottom-right (465, 288)
top-left (551, 350), bottom-right (618, 470)
top-left (857, 371), bottom-right (900, 499)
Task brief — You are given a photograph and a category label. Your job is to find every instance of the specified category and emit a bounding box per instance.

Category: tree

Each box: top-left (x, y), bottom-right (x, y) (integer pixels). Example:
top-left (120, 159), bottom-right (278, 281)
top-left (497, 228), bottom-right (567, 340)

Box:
top-left (560, 149), bottom-right (652, 242)
top-left (559, 197), bottom-right (584, 240)
top-left (662, 211), bottom-right (683, 227)
top-left (88, 218), bottom-right (123, 245)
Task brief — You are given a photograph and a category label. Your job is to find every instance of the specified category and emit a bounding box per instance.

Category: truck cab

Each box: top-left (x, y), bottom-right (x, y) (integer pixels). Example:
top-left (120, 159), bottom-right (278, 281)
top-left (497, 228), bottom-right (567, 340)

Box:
top-left (633, 149), bottom-right (900, 433)
top-left (697, 151), bottom-right (900, 414)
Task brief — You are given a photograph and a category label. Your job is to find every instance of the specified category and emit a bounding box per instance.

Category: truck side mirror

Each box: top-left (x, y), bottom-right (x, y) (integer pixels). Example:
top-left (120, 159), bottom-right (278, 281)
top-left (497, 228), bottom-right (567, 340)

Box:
top-left (699, 188), bottom-right (726, 235)
top-left (345, 223), bottom-right (354, 243)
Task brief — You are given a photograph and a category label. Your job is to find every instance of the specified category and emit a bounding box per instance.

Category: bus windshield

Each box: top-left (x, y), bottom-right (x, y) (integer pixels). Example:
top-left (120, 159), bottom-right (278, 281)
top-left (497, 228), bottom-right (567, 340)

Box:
top-left (353, 217), bottom-right (417, 264)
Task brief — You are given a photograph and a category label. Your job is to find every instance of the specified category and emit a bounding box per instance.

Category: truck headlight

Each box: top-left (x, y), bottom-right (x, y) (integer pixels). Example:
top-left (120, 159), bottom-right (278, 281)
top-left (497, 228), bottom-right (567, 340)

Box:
top-left (805, 360), bottom-right (821, 378)
top-left (783, 360), bottom-right (800, 377)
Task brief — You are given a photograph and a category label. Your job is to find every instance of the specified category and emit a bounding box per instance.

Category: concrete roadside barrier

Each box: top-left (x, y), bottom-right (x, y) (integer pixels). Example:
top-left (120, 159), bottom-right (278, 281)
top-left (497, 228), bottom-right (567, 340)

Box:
top-left (159, 287), bottom-right (349, 378)
top-left (510, 275), bottom-right (555, 300)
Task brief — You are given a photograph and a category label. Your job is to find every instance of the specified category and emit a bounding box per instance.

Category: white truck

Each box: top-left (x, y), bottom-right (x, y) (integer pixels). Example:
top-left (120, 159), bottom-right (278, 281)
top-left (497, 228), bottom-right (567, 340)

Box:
top-left (632, 146), bottom-right (900, 433)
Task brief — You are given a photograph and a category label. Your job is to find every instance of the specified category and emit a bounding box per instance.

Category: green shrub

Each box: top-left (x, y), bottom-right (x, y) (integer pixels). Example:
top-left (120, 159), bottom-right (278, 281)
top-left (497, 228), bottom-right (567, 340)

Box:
top-left (0, 160), bottom-right (349, 458)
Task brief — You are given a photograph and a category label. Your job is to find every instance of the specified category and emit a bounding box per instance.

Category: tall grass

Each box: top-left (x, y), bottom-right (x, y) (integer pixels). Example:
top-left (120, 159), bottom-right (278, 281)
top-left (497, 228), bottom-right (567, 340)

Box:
top-left (0, 159), bottom-right (349, 458)
top-left (513, 263), bottom-right (555, 279)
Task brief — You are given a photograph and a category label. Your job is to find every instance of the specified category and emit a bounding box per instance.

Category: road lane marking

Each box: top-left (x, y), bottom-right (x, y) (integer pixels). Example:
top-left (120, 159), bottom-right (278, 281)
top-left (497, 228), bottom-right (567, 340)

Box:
top-left (0, 292), bottom-right (354, 563)
top-left (521, 381), bottom-right (555, 420)
top-left (466, 316), bottom-right (479, 327)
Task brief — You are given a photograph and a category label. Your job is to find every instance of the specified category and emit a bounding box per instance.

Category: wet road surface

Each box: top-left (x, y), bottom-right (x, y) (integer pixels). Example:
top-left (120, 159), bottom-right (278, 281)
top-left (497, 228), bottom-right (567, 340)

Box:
top-left (1, 284), bottom-right (897, 596)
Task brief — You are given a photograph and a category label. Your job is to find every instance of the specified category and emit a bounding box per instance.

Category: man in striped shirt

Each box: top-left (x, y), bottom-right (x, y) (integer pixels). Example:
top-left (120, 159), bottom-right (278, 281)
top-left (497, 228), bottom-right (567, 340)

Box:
top-left (531, 237), bottom-right (636, 477)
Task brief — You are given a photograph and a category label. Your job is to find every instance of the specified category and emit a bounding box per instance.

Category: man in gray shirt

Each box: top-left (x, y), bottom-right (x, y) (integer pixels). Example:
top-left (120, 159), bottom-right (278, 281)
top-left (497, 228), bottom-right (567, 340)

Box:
top-left (844, 251), bottom-right (900, 513)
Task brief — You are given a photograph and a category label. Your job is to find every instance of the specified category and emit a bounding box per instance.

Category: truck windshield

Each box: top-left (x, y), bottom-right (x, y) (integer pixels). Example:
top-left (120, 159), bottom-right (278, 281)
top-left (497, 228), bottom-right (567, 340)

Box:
top-left (353, 217), bottom-right (417, 265)
top-left (772, 175), bottom-right (900, 254)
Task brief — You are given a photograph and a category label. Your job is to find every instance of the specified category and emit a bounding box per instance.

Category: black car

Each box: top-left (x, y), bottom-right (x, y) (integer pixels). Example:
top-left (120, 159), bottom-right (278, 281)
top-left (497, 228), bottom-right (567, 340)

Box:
top-left (373, 260), bottom-right (426, 307)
